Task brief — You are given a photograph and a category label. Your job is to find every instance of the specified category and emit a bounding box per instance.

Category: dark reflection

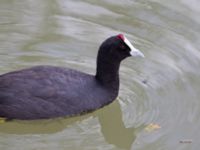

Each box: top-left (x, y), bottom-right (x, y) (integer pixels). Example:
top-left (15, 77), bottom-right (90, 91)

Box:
top-left (0, 100), bottom-right (143, 149)
top-left (0, 114), bottom-right (88, 134)
top-left (95, 100), bottom-right (137, 150)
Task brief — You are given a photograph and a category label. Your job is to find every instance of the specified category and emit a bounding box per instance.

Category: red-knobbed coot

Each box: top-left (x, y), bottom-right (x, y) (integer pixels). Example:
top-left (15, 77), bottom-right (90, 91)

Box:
top-left (0, 34), bottom-right (144, 120)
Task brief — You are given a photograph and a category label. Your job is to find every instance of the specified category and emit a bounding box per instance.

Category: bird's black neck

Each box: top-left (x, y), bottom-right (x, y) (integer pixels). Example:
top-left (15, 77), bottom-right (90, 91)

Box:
top-left (95, 56), bottom-right (120, 91)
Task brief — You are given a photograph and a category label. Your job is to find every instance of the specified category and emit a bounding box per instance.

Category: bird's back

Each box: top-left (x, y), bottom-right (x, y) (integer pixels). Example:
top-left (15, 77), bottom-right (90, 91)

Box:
top-left (0, 66), bottom-right (115, 120)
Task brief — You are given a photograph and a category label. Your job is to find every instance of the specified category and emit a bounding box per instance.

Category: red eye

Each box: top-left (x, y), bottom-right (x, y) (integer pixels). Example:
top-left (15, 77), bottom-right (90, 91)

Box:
top-left (120, 45), bottom-right (125, 49)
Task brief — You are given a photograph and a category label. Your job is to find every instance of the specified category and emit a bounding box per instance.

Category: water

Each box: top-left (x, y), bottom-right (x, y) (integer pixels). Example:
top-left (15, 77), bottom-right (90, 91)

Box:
top-left (0, 0), bottom-right (200, 150)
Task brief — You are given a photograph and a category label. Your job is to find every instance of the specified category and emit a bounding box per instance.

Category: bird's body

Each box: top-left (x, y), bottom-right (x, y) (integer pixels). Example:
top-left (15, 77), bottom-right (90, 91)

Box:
top-left (0, 34), bottom-right (144, 120)
top-left (0, 66), bottom-right (117, 119)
